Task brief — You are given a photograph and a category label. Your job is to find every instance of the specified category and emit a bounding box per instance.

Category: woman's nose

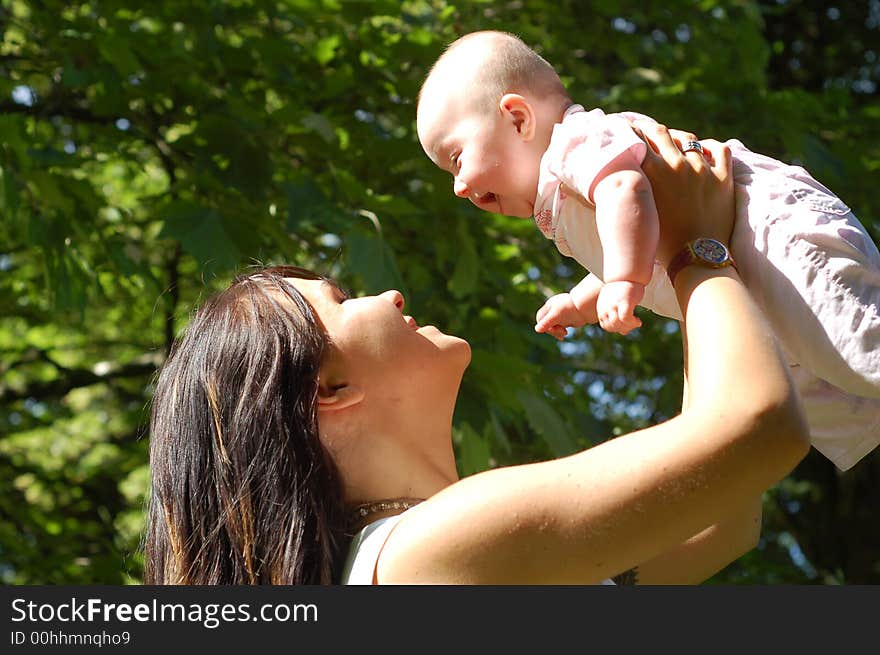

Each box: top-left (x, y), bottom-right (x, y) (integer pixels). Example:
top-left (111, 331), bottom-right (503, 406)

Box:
top-left (380, 289), bottom-right (405, 311)
top-left (453, 177), bottom-right (470, 198)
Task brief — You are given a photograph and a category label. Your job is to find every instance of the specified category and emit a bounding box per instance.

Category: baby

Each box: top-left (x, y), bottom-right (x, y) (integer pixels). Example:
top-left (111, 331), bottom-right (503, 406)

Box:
top-left (416, 30), bottom-right (880, 471)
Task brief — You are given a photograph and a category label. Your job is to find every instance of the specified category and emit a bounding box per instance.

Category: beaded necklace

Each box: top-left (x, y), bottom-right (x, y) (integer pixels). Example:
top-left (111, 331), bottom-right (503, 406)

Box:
top-left (346, 497), bottom-right (424, 532)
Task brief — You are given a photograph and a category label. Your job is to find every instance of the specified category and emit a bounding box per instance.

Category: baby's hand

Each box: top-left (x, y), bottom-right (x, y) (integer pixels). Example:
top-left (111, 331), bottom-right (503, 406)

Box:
top-left (535, 293), bottom-right (596, 341)
top-left (596, 281), bottom-right (645, 335)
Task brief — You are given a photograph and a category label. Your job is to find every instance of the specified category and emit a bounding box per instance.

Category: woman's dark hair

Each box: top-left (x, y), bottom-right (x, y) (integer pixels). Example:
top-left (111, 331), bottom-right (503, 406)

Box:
top-left (144, 266), bottom-right (347, 584)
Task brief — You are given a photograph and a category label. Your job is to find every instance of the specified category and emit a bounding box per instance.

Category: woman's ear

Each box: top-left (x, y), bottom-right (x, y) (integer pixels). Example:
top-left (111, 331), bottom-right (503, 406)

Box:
top-left (317, 347), bottom-right (364, 414)
top-left (499, 93), bottom-right (537, 141)
top-left (317, 379), bottom-right (365, 413)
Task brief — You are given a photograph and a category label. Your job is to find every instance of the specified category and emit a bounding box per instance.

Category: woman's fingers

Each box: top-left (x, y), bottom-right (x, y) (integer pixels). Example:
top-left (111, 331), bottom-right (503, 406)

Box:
top-left (636, 120), bottom-right (714, 170)
top-left (701, 139), bottom-right (736, 243)
top-left (667, 128), bottom-right (699, 150)
top-left (635, 123), bottom-right (736, 265)
top-left (681, 146), bottom-right (709, 170)
top-left (700, 138), bottom-right (732, 183)
top-left (633, 120), bottom-right (685, 162)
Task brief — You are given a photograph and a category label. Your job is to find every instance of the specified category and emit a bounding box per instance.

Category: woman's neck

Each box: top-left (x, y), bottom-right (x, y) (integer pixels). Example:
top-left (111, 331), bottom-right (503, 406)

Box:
top-left (339, 412), bottom-right (459, 505)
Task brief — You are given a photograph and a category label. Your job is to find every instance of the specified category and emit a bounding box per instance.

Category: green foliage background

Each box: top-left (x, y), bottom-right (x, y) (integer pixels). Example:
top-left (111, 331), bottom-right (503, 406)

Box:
top-left (1, 0), bottom-right (878, 584)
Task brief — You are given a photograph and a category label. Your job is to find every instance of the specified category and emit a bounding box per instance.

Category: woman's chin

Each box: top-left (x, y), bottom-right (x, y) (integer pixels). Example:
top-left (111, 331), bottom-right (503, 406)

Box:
top-left (452, 338), bottom-right (472, 368)
top-left (421, 326), bottom-right (471, 367)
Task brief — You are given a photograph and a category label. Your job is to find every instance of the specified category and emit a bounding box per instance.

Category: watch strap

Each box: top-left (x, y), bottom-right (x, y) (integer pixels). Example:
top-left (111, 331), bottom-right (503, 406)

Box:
top-left (667, 239), bottom-right (736, 287)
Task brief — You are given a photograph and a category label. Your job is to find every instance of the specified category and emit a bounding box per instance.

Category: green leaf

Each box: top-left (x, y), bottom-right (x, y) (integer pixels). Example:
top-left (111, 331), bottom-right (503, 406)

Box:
top-left (0, 164), bottom-right (19, 216)
top-left (489, 409), bottom-right (513, 456)
top-left (159, 203), bottom-right (242, 274)
top-left (456, 422), bottom-right (491, 477)
top-left (96, 34), bottom-right (141, 76)
top-left (0, 115), bottom-right (31, 163)
top-left (407, 28), bottom-right (434, 46)
top-left (331, 166), bottom-right (367, 203)
top-left (43, 244), bottom-right (91, 312)
top-left (493, 243), bottom-right (520, 261)
top-left (27, 172), bottom-right (74, 218)
top-left (343, 216), bottom-right (407, 295)
top-left (370, 193), bottom-right (421, 217)
top-left (106, 239), bottom-right (139, 277)
top-left (302, 113), bottom-right (337, 144)
top-left (195, 116), bottom-right (272, 200)
top-left (448, 219), bottom-right (480, 299)
top-left (314, 35), bottom-right (341, 65)
top-left (284, 178), bottom-right (348, 232)
top-left (515, 390), bottom-right (578, 457)
top-left (469, 349), bottom-right (540, 387)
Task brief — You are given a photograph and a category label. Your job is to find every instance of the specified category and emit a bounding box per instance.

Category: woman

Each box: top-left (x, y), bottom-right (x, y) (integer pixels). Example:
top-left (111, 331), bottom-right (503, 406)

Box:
top-left (144, 123), bottom-right (809, 584)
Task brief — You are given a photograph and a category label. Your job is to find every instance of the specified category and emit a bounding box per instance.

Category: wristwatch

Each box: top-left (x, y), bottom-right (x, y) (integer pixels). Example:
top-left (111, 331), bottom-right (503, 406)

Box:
top-left (666, 238), bottom-right (736, 286)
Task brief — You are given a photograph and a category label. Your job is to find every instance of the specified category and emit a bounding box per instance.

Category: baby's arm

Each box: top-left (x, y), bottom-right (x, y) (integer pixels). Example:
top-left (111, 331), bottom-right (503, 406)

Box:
top-left (535, 273), bottom-right (603, 340)
top-left (592, 153), bottom-right (659, 334)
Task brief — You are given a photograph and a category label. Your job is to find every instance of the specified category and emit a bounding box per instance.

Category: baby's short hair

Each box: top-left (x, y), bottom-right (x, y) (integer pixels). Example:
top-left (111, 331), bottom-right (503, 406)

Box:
top-left (421, 30), bottom-right (569, 113)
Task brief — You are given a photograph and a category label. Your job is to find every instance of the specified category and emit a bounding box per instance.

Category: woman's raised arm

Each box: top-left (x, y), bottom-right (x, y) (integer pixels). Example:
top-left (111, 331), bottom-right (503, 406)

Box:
top-left (378, 125), bottom-right (810, 584)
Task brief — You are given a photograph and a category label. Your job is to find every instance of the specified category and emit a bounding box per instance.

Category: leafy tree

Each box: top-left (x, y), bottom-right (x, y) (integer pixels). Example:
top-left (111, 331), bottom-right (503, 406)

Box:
top-left (1, 0), bottom-right (877, 584)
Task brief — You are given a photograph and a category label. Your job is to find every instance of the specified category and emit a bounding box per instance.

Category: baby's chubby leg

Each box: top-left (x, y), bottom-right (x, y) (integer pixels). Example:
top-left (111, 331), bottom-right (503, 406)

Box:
top-left (733, 170), bottom-right (880, 399)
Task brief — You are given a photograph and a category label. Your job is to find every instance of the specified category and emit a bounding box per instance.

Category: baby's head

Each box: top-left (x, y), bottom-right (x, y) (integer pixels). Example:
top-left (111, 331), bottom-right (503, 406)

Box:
top-left (417, 31), bottom-right (571, 218)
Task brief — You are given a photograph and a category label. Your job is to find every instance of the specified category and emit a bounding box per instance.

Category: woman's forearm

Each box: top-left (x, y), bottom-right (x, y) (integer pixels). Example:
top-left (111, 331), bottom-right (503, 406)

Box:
top-left (634, 496), bottom-right (763, 584)
top-left (675, 266), bottom-right (798, 423)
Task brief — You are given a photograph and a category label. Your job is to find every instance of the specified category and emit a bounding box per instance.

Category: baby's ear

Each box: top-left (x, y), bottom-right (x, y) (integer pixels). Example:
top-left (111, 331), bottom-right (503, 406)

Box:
top-left (499, 93), bottom-right (536, 141)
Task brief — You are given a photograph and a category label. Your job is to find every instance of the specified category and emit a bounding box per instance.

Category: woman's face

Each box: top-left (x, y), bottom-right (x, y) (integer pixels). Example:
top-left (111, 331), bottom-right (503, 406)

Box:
top-left (285, 277), bottom-right (471, 395)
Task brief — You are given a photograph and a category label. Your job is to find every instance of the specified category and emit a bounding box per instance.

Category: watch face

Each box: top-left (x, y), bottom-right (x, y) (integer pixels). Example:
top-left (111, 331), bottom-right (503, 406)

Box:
top-left (692, 238), bottom-right (728, 265)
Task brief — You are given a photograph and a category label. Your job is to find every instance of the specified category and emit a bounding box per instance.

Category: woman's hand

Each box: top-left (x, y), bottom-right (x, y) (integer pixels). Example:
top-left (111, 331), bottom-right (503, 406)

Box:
top-left (634, 121), bottom-right (735, 268)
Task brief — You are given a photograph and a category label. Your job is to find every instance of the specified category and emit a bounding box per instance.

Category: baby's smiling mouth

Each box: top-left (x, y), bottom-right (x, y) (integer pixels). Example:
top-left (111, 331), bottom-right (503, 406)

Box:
top-left (404, 315), bottom-right (419, 329)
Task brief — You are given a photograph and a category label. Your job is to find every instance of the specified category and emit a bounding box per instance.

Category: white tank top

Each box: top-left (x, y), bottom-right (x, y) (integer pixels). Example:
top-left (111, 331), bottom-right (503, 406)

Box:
top-left (339, 514), bottom-right (404, 584)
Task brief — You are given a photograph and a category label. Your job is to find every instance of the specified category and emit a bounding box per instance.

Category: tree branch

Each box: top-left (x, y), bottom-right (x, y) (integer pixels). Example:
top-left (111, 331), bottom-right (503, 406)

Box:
top-left (0, 100), bottom-right (117, 127)
top-left (0, 94), bottom-right (192, 171)
top-left (0, 357), bottom-right (162, 403)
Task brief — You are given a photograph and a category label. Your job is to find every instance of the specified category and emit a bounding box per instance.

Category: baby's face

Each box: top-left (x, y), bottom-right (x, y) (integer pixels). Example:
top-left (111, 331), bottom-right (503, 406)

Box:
top-left (417, 85), bottom-right (545, 219)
